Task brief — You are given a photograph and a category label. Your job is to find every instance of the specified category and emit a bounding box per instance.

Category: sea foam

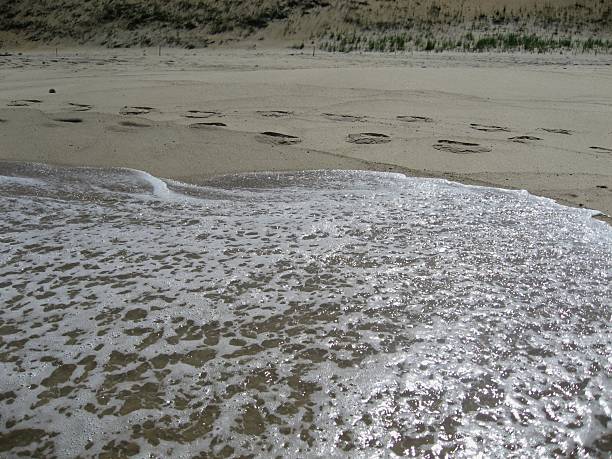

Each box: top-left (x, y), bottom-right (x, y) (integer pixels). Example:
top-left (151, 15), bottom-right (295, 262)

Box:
top-left (0, 163), bottom-right (610, 458)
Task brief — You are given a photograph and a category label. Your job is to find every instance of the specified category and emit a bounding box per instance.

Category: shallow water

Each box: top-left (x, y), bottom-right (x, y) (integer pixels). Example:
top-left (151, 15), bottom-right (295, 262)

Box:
top-left (0, 162), bottom-right (610, 458)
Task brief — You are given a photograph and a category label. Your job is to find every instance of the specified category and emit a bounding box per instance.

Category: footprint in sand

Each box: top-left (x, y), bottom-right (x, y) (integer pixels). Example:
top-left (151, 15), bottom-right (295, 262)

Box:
top-left (257, 110), bottom-right (293, 118)
top-left (184, 110), bottom-right (222, 119)
top-left (397, 115), bottom-right (433, 123)
top-left (68, 103), bottom-right (92, 112)
top-left (189, 122), bottom-right (227, 128)
top-left (323, 113), bottom-right (365, 122)
top-left (120, 106), bottom-right (154, 115)
top-left (433, 140), bottom-right (492, 154)
top-left (509, 135), bottom-right (542, 143)
top-left (7, 99), bottom-right (42, 107)
top-left (541, 128), bottom-right (572, 135)
top-left (53, 117), bottom-right (83, 124)
top-left (347, 133), bottom-right (392, 144)
top-left (590, 146), bottom-right (612, 153)
top-left (470, 123), bottom-right (510, 132)
top-left (256, 131), bottom-right (302, 145)
top-left (119, 120), bottom-right (152, 128)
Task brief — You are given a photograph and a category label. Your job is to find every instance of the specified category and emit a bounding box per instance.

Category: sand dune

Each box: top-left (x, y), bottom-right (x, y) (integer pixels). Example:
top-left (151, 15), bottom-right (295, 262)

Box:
top-left (1, 0), bottom-right (610, 50)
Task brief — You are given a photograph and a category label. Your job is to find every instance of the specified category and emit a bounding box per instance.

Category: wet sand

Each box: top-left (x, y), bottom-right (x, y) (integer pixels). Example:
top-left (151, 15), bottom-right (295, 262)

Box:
top-left (1, 164), bottom-right (610, 457)
top-left (0, 48), bottom-right (611, 221)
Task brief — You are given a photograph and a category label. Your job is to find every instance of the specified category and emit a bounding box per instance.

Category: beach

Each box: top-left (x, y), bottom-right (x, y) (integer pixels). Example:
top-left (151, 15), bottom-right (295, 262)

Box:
top-left (1, 46), bottom-right (612, 457)
top-left (1, 47), bottom-right (611, 222)
top-left (1, 164), bottom-right (610, 457)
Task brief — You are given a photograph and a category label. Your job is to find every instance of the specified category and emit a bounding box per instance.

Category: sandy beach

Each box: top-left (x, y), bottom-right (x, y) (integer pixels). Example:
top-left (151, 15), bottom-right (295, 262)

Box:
top-left (1, 47), bottom-right (611, 221)
top-left (1, 43), bottom-right (612, 458)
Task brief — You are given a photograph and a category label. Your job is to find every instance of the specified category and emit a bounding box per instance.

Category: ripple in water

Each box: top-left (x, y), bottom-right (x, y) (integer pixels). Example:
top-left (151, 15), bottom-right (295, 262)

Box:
top-left (0, 163), bottom-right (610, 458)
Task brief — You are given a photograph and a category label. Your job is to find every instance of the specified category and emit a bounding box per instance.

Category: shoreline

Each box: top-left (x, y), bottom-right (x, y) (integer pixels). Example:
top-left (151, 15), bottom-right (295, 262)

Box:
top-left (2, 153), bottom-right (610, 458)
top-left (1, 48), bottom-right (610, 224)
top-left (3, 157), bottom-right (610, 227)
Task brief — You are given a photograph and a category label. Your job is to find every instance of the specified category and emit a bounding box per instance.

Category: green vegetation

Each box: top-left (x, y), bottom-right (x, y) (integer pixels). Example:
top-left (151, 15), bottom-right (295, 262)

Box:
top-left (0, 0), bottom-right (610, 52)
top-left (320, 31), bottom-right (612, 54)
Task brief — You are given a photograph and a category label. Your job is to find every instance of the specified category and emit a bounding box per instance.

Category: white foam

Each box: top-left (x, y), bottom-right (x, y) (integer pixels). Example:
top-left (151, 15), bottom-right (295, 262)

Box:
top-left (128, 168), bottom-right (171, 197)
top-left (0, 174), bottom-right (46, 187)
top-left (0, 165), bottom-right (610, 458)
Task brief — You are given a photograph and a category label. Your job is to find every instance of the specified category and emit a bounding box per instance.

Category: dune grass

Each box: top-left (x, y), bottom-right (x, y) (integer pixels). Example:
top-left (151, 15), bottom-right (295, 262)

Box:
top-left (0, 0), bottom-right (610, 52)
top-left (319, 31), bottom-right (611, 54)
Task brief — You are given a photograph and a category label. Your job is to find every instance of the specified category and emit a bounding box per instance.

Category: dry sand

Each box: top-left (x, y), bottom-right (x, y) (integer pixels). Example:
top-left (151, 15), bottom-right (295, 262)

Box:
top-left (1, 48), bottom-right (611, 222)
